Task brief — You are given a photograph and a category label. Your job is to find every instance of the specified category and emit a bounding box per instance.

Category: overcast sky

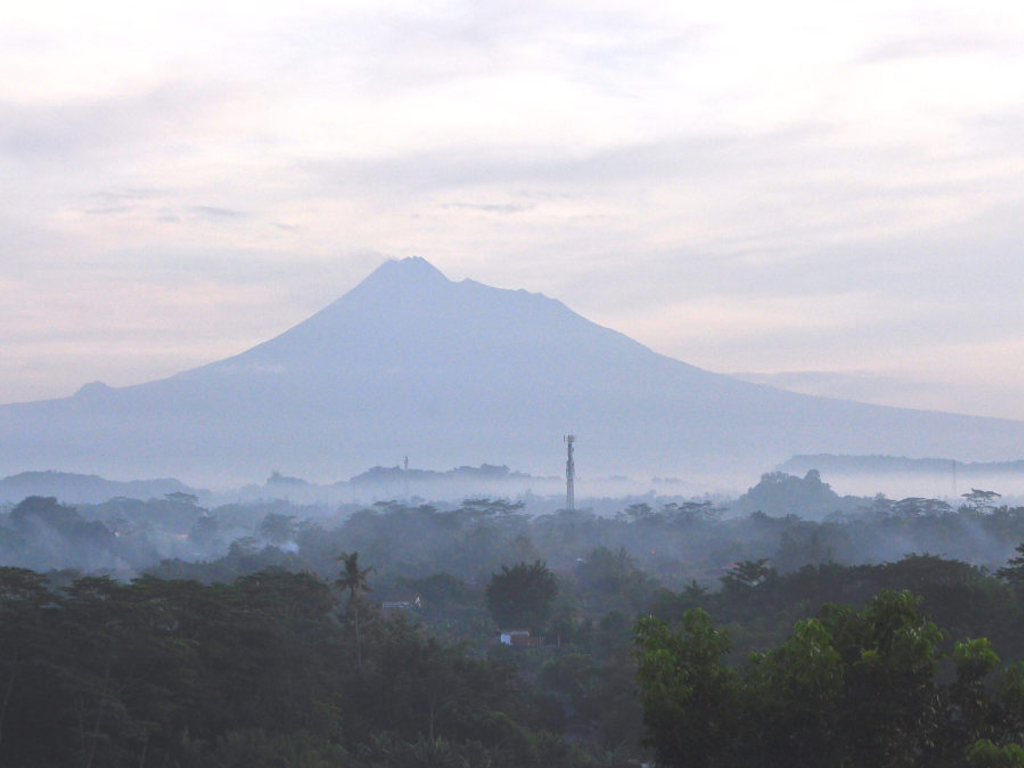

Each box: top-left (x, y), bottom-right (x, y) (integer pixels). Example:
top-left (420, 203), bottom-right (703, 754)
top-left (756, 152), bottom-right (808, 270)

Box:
top-left (3, 0), bottom-right (1024, 420)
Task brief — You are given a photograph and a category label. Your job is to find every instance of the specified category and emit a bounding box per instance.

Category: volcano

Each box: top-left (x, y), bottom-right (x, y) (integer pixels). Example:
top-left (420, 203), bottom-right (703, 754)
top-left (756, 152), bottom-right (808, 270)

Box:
top-left (2, 257), bottom-right (1022, 487)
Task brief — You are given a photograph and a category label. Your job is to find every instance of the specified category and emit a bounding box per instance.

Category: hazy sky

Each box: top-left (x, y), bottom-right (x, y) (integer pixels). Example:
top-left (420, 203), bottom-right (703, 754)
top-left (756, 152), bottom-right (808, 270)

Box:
top-left (3, 1), bottom-right (1024, 419)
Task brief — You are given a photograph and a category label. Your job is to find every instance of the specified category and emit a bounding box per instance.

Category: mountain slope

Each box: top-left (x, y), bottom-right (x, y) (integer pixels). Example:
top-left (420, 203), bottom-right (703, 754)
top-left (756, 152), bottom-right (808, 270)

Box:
top-left (2, 257), bottom-right (1022, 487)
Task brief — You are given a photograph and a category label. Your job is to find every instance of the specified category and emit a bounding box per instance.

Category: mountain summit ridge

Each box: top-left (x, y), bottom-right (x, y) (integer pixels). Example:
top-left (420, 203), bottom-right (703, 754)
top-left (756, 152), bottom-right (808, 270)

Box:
top-left (2, 258), bottom-right (1023, 487)
top-left (197, 256), bottom-right (675, 380)
top-left (348, 256), bottom-right (452, 295)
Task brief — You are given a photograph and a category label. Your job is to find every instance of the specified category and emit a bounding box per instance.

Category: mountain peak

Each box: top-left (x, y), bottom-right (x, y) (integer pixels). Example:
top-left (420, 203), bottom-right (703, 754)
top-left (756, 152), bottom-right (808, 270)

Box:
top-left (8, 256), bottom-right (1024, 489)
top-left (358, 257), bottom-right (450, 291)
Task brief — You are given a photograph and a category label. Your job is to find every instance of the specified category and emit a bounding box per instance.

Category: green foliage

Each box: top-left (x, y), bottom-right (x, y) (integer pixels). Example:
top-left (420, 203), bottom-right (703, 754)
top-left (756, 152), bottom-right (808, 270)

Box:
top-left (635, 609), bottom-right (739, 768)
top-left (633, 590), bottom-right (1024, 768)
top-left (338, 551), bottom-right (375, 668)
top-left (485, 560), bottom-right (558, 632)
top-left (963, 489), bottom-right (1003, 513)
top-left (13, 494), bottom-right (1024, 767)
top-left (968, 740), bottom-right (1024, 768)
top-left (997, 542), bottom-right (1024, 588)
top-left (734, 469), bottom-right (845, 516)
top-left (337, 550), bottom-right (374, 601)
top-left (0, 565), bottom-right (585, 768)
top-left (574, 546), bottom-right (650, 605)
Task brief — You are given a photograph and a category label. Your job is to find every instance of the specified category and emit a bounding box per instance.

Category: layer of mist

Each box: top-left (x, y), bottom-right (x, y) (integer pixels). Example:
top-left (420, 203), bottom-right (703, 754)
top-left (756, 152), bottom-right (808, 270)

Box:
top-left (3, 463), bottom-right (1022, 583)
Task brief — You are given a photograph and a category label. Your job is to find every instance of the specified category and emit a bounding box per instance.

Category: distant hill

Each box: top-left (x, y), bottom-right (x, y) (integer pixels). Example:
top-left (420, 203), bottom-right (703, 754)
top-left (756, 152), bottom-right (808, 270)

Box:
top-left (350, 463), bottom-right (545, 486)
top-left (782, 454), bottom-right (1024, 476)
top-left (733, 469), bottom-right (863, 518)
top-left (348, 463), bottom-right (561, 502)
top-left (0, 471), bottom-right (202, 505)
top-left (3, 257), bottom-right (1024, 488)
top-left (779, 454), bottom-right (1024, 501)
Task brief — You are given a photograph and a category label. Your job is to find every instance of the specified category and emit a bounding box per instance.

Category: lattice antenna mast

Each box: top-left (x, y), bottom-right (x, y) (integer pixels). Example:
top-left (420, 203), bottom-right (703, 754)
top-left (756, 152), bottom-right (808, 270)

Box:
top-left (564, 434), bottom-right (576, 511)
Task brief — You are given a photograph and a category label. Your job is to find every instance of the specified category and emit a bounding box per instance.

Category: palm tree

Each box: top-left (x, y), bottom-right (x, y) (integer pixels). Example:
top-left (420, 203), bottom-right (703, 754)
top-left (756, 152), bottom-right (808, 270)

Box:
top-left (336, 551), bottom-right (374, 669)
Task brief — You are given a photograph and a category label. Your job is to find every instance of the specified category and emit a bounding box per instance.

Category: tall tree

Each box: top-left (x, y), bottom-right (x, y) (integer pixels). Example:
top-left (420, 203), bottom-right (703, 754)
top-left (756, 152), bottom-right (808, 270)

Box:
top-left (633, 590), bottom-right (997, 768)
top-left (634, 609), bottom-right (740, 768)
top-left (997, 542), bottom-right (1024, 589)
top-left (337, 551), bottom-right (374, 669)
top-left (485, 560), bottom-right (558, 632)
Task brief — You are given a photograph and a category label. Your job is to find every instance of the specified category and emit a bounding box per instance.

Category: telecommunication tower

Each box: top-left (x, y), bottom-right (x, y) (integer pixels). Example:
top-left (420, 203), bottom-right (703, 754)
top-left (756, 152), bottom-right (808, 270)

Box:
top-left (564, 434), bottom-right (576, 511)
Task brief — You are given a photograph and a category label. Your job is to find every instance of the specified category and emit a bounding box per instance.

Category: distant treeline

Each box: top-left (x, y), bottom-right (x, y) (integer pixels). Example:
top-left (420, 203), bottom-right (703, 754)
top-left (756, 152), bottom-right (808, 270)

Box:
top-left (0, 464), bottom-right (564, 507)
top-left (5, 486), bottom-right (1024, 587)
top-left (783, 453), bottom-right (1024, 476)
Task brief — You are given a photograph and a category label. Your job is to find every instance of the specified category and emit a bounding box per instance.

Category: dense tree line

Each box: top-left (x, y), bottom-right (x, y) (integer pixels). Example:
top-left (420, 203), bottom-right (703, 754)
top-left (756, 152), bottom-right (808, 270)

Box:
top-left (9, 490), bottom-right (1024, 765)
top-left (7, 487), bottom-right (1024, 587)
top-left (0, 566), bottom-right (582, 768)
top-left (6, 481), bottom-right (1024, 581)
top-left (9, 548), bottom-right (1024, 766)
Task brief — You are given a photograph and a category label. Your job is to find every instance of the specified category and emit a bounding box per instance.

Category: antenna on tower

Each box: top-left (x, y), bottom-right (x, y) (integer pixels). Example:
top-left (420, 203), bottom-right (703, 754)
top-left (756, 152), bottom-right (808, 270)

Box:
top-left (564, 434), bottom-right (576, 511)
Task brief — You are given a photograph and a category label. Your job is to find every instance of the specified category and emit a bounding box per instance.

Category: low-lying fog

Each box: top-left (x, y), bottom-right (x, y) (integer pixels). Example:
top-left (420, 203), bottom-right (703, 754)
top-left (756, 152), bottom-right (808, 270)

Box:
top-left (3, 460), bottom-right (1023, 586)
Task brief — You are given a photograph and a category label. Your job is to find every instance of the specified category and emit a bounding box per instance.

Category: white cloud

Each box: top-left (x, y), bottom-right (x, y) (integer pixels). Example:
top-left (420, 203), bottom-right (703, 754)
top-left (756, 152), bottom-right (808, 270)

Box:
top-left (1, 0), bottom-right (1023, 419)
